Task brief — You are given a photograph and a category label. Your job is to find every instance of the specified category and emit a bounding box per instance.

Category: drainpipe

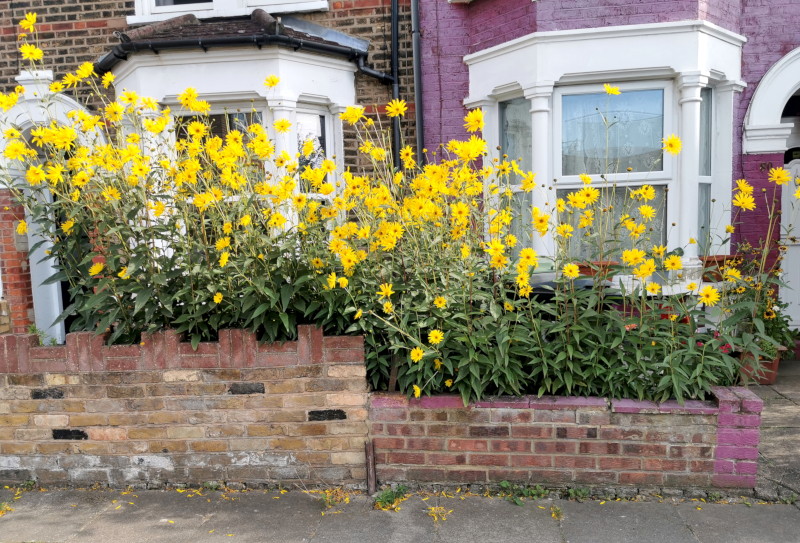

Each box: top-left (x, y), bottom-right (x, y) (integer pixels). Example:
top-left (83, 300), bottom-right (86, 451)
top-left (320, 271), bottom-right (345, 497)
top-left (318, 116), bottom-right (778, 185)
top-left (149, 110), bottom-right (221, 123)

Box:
top-left (410, 0), bottom-right (424, 164)
top-left (390, 0), bottom-right (401, 167)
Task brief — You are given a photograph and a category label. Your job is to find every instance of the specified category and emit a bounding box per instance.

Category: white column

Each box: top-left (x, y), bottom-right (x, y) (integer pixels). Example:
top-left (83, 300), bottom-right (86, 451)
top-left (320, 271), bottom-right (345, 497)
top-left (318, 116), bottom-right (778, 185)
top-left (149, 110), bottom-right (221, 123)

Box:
top-left (711, 81), bottom-right (746, 256)
top-left (267, 98), bottom-right (298, 159)
top-left (677, 72), bottom-right (709, 263)
top-left (524, 82), bottom-right (555, 260)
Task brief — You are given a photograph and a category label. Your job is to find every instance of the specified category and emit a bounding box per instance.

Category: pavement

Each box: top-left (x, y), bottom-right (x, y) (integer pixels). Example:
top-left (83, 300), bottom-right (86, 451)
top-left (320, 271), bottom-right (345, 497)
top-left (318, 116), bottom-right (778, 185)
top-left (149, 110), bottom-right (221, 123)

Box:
top-left (751, 356), bottom-right (800, 500)
top-left (2, 358), bottom-right (800, 542)
top-left (1, 485), bottom-right (799, 543)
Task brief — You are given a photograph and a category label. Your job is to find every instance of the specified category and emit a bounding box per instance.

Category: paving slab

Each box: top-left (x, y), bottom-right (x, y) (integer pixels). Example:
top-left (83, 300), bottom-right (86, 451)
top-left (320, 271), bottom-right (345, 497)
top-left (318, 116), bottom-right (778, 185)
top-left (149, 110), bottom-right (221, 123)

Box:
top-left (432, 496), bottom-right (562, 543)
top-left (674, 502), bottom-right (800, 543)
top-left (559, 500), bottom-right (697, 543)
top-left (0, 489), bottom-right (115, 543)
top-left (313, 494), bottom-right (434, 542)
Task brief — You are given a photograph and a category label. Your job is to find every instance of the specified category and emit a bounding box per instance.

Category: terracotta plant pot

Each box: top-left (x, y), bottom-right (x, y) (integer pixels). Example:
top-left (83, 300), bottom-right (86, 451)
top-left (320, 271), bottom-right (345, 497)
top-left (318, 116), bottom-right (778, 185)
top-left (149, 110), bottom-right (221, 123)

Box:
top-left (577, 260), bottom-right (618, 279)
top-left (739, 346), bottom-right (787, 385)
top-left (701, 255), bottom-right (735, 282)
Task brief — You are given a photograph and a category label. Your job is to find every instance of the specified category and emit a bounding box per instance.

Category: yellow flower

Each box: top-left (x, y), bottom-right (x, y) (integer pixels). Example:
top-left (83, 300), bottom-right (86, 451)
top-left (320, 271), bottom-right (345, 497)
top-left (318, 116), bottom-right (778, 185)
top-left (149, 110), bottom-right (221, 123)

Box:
top-left (698, 285), bottom-right (720, 306)
top-left (273, 118), bottom-right (291, 133)
top-left (19, 43), bottom-right (43, 62)
top-left (662, 134), bottom-right (682, 155)
top-left (579, 173), bottom-right (592, 184)
top-left (433, 296), bottom-right (447, 309)
top-left (385, 99), bottom-right (407, 118)
top-left (735, 179), bottom-right (753, 194)
top-left (638, 205), bottom-right (656, 222)
top-left (688, 237), bottom-right (697, 245)
top-left (428, 330), bottom-right (444, 345)
top-left (101, 72), bottom-right (115, 89)
top-left (61, 219), bottom-right (75, 234)
top-left (686, 282), bottom-right (698, 292)
top-left (383, 301), bottom-right (394, 314)
top-left (555, 223), bottom-right (574, 238)
top-left (326, 272), bottom-right (337, 289)
top-left (633, 259), bottom-right (656, 280)
top-left (732, 191), bottom-right (756, 211)
top-left (663, 255), bottom-right (683, 271)
top-left (621, 248), bottom-right (646, 266)
top-left (412, 384), bottom-right (421, 398)
top-left (562, 263), bottom-right (580, 279)
top-left (19, 12), bottom-right (36, 32)
top-left (101, 187), bottom-right (121, 201)
top-left (651, 245), bottom-right (667, 259)
top-left (15, 220), bottom-right (27, 235)
top-left (463, 108), bottom-right (484, 133)
top-left (219, 251), bottom-right (229, 267)
top-left (603, 83), bottom-right (621, 95)
top-left (724, 267), bottom-right (742, 282)
top-left (338, 277), bottom-right (349, 288)
top-left (213, 292), bottom-right (223, 304)
top-left (354, 309), bottom-right (363, 320)
top-left (339, 106), bottom-right (365, 125)
top-left (89, 262), bottom-right (104, 276)
top-left (410, 347), bottom-right (425, 362)
top-left (444, 379), bottom-right (453, 388)
top-left (504, 301), bottom-right (515, 311)
top-left (263, 74), bottom-right (280, 88)
top-left (215, 237), bottom-right (231, 251)
top-left (117, 267), bottom-right (131, 280)
top-left (646, 282), bottom-right (661, 294)
top-left (75, 62), bottom-right (96, 80)
top-left (377, 283), bottom-right (394, 299)
top-left (725, 224), bottom-right (735, 234)
top-left (25, 165), bottom-right (45, 185)
top-left (768, 167), bottom-right (791, 185)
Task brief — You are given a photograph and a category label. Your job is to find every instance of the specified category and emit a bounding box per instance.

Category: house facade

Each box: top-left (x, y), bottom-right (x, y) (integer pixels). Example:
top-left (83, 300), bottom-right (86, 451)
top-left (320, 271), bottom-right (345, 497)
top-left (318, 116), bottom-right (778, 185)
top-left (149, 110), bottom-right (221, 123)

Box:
top-left (419, 0), bottom-right (800, 329)
top-left (0, 0), bottom-right (416, 342)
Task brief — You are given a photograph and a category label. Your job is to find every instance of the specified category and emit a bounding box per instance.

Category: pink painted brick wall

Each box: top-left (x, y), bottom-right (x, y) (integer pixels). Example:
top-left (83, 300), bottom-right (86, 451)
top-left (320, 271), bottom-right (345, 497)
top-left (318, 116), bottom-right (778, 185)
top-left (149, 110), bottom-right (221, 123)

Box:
top-left (370, 387), bottom-right (761, 489)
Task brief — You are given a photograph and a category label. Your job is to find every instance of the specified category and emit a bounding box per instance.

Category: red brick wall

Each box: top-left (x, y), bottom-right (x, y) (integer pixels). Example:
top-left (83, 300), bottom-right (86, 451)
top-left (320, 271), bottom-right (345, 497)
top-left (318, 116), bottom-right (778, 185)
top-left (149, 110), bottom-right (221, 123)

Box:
top-left (0, 190), bottom-right (33, 334)
top-left (0, 326), bottom-right (369, 487)
top-left (370, 388), bottom-right (762, 490)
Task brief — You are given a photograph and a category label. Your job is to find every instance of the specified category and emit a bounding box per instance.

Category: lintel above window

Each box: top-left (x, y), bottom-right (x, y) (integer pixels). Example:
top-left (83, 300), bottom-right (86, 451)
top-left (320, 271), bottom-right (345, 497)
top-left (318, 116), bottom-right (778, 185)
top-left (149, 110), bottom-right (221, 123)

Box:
top-left (131, 0), bottom-right (329, 24)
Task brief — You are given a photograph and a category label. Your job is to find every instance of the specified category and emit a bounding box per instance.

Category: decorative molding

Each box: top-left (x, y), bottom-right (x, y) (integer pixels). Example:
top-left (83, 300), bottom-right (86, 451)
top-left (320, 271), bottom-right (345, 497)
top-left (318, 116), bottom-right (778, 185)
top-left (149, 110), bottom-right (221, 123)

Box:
top-left (743, 124), bottom-right (794, 154)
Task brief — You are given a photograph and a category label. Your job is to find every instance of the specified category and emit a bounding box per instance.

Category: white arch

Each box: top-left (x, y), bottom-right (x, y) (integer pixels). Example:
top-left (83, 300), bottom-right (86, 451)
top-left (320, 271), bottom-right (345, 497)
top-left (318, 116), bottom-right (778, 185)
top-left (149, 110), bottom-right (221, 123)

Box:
top-left (0, 70), bottom-right (105, 344)
top-left (743, 47), bottom-right (800, 154)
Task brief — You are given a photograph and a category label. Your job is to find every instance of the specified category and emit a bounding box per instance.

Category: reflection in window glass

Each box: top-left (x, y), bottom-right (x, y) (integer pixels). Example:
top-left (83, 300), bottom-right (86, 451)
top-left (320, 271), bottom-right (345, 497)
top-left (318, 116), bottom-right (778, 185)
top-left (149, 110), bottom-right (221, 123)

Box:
top-left (500, 98), bottom-right (532, 175)
top-left (296, 113), bottom-right (326, 170)
top-left (555, 185), bottom-right (667, 259)
top-left (562, 89), bottom-right (664, 176)
top-left (698, 182), bottom-right (711, 256)
top-left (699, 87), bottom-right (712, 177)
top-left (509, 191), bottom-right (533, 258)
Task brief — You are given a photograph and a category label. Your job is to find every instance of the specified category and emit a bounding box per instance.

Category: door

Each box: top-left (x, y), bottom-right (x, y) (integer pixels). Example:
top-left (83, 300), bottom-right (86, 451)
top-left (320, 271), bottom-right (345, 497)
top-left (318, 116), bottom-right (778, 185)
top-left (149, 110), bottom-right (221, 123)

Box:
top-left (782, 158), bottom-right (800, 329)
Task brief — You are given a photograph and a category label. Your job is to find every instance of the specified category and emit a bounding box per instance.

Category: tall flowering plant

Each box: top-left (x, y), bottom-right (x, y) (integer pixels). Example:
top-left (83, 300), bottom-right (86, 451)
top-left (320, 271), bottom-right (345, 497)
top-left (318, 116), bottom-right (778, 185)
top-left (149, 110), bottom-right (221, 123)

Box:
top-left (3, 14), bottom-right (797, 402)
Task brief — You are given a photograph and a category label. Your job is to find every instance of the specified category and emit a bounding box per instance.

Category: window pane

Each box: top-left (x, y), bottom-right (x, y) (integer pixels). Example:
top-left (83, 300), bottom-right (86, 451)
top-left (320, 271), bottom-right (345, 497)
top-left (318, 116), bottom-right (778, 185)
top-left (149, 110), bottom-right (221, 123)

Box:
top-left (555, 185), bottom-right (667, 260)
top-left (698, 182), bottom-right (711, 256)
top-left (156, 0), bottom-right (212, 5)
top-left (509, 191), bottom-right (533, 257)
top-left (562, 89), bottom-right (664, 176)
top-left (296, 113), bottom-right (326, 170)
top-left (699, 87), bottom-right (712, 176)
top-left (500, 98), bottom-right (532, 174)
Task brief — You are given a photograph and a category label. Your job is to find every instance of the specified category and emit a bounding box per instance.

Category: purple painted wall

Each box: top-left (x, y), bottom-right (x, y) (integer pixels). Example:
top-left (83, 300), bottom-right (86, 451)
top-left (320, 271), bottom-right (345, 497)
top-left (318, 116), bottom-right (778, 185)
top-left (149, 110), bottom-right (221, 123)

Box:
top-left (419, 0), bottom-right (799, 250)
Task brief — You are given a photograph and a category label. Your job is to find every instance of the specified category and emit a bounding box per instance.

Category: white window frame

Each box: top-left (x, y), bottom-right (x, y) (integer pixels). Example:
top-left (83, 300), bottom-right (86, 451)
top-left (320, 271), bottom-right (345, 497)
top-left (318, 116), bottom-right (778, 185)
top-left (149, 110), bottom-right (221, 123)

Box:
top-left (130, 0), bottom-right (329, 24)
top-left (553, 80), bottom-right (675, 190)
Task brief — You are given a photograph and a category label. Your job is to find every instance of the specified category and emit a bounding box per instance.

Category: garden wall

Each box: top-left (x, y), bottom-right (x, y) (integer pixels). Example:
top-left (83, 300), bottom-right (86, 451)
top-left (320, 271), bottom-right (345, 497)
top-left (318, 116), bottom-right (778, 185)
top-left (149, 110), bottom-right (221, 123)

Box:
top-left (0, 326), bottom-right (369, 487)
top-left (369, 389), bottom-right (762, 490)
top-left (0, 329), bottom-right (763, 490)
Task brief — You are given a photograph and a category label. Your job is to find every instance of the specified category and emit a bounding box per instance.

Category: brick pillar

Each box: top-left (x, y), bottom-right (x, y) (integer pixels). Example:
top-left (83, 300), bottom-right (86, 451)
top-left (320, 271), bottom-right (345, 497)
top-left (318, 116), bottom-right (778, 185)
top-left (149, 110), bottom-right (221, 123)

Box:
top-left (711, 386), bottom-right (762, 488)
top-left (0, 189), bottom-right (34, 333)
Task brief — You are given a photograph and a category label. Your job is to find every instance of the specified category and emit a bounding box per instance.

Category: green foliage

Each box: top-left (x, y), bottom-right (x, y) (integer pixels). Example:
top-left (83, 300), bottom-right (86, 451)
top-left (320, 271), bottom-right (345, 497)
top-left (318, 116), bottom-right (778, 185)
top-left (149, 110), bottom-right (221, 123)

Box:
top-left (498, 481), bottom-right (547, 505)
top-left (373, 485), bottom-right (408, 511)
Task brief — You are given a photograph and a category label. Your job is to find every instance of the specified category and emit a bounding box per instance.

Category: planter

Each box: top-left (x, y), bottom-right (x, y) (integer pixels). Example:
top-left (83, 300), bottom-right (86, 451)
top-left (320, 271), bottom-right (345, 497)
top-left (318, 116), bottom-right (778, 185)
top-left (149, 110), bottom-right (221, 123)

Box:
top-left (739, 346), bottom-right (787, 385)
top-left (701, 255), bottom-right (735, 282)
top-left (577, 260), bottom-right (618, 279)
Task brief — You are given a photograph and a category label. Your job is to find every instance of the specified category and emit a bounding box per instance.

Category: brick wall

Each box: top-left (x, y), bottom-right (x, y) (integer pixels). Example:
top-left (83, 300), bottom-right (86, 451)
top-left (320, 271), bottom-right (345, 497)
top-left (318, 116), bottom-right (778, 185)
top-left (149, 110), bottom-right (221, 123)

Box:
top-left (734, 153), bottom-right (784, 252)
top-left (0, 326), bottom-right (369, 487)
top-left (0, 190), bottom-right (33, 334)
top-left (369, 387), bottom-right (762, 490)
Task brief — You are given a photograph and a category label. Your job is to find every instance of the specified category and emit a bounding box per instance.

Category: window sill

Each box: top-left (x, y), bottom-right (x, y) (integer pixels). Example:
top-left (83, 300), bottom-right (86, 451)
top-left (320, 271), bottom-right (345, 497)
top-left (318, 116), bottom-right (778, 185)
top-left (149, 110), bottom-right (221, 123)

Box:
top-left (128, 1), bottom-right (328, 24)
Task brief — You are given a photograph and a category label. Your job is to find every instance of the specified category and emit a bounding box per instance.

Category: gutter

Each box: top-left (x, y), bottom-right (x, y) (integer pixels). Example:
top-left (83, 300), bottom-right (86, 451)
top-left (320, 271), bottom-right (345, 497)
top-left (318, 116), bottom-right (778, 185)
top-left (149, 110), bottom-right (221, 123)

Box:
top-left (95, 33), bottom-right (395, 85)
